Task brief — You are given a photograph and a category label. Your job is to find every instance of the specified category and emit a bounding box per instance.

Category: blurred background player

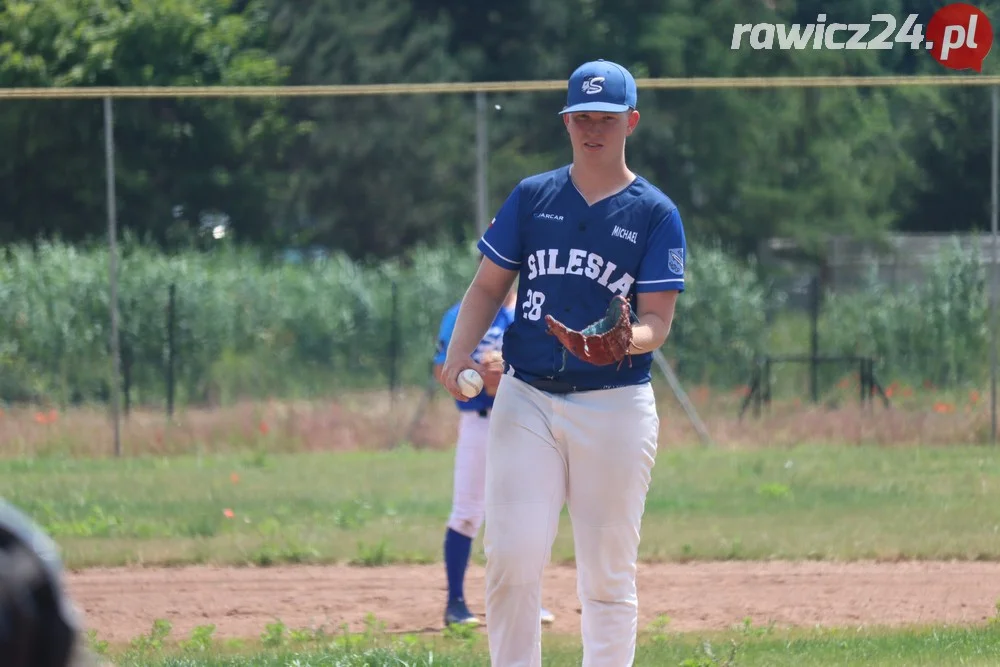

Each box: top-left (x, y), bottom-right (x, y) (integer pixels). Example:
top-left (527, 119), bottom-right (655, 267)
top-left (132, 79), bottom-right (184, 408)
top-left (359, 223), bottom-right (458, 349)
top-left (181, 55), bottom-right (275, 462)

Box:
top-left (0, 498), bottom-right (98, 667)
top-left (433, 256), bottom-right (555, 628)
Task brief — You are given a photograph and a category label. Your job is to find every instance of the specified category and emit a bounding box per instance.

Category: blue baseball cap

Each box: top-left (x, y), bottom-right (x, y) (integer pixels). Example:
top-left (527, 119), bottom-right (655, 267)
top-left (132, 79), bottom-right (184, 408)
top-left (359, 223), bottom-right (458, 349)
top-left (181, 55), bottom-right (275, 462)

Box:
top-left (559, 59), bottom-right (638, 115)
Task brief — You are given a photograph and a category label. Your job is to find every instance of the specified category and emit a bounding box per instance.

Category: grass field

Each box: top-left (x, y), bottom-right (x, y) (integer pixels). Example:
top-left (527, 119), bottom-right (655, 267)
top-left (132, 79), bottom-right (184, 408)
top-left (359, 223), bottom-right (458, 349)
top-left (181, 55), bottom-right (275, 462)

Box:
top-left (7, 434), bottom-right (1000, 665)
top-left (6, 443), bottom-right (1000, 569)
top-left (6, 386), bottom-right (1000, 666)
top-left (91, 622), bottom-right (1000, 666)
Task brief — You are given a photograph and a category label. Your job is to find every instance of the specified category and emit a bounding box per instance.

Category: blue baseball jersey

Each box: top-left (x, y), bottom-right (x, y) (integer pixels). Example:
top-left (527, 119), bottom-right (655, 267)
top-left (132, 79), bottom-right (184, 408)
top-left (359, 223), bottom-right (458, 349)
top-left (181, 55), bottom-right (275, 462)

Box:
top-left (477, 165), bottom-right (686, 390)
top-left (434, 300), bottom-right (517, 412)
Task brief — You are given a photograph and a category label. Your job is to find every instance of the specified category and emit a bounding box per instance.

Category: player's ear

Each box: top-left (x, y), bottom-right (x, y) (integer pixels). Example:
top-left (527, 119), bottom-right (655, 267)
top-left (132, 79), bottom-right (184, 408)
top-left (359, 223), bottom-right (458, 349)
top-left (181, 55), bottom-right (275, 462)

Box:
top-left (626, 109), bottom-right (640, 134)
top-left (562, 114), bottom-right (571, 131)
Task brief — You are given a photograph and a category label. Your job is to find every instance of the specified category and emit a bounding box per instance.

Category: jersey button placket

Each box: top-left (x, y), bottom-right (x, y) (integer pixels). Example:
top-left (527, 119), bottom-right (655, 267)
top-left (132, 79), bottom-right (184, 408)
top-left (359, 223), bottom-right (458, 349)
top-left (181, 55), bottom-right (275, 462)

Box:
top-left (546, 217), bottom-right (585, 373)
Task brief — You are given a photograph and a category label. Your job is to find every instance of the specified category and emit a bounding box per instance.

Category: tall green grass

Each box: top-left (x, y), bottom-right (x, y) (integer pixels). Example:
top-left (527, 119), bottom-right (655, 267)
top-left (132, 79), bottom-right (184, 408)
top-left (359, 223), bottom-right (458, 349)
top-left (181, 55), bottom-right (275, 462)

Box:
top-left (0, 238), bottom-right (771, 407)
top-left (0, 239), bottom-right (477, 406)
top-left (0, 236), bottom-right (990, 408)
top-left (90, 617), bottom-right (1000, 667)
top-left (820, 238), bottom-right (990, 391)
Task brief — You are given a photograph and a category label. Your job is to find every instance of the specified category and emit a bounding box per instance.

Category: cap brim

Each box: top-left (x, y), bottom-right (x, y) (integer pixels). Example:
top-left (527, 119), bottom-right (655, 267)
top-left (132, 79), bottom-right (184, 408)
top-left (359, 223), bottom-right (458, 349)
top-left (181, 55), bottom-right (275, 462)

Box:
top-left (558, 102), bottom-right (631, 115)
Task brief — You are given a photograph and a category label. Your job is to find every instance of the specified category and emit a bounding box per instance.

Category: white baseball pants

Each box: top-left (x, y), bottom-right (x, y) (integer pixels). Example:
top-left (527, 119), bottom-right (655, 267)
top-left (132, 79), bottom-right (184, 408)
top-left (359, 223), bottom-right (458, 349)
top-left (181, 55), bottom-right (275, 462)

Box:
top-left (483, 374), bottom-right (659, 667)
top-left (447, 410), bottom-right (491, 539)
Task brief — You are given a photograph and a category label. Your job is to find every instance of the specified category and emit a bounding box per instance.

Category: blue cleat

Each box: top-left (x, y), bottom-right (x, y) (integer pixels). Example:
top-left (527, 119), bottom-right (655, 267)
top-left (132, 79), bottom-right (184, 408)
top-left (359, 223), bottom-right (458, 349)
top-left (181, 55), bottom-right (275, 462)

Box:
top-left (445, 598), bottom-right (480, 627)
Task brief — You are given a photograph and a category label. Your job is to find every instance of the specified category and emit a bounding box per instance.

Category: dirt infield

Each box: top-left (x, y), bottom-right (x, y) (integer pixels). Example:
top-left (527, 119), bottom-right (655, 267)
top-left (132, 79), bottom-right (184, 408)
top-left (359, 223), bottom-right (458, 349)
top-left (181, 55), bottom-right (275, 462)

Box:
top-left (66, 561), bottom-right (1000, 643)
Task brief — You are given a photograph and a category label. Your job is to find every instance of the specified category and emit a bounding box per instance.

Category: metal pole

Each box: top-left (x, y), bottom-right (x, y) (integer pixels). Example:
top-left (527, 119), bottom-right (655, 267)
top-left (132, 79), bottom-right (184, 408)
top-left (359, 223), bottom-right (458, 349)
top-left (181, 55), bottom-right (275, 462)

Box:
top-left (809, 274), bottom-right (820, 403)
top-left (652, 350), bottom-right (713, 446)
top-left (991, 85), bottom-right (998, 446)
top-left (389, 280), bottom-right (400, 397)
top-left (167, 283), bottom-right (176, 418)
top-left (104, 96), bottom-right (122, 457)
top-left (475, 91), bottom-right (489, 236)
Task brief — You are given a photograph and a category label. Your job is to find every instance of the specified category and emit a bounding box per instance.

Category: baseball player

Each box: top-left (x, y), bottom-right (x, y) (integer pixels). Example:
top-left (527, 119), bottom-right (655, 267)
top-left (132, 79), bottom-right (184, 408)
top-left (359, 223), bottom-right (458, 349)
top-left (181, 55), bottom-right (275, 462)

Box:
top-left (439, 59), bottom-right (685, 666)
top-left (433, 259), bottom-right (555, 628)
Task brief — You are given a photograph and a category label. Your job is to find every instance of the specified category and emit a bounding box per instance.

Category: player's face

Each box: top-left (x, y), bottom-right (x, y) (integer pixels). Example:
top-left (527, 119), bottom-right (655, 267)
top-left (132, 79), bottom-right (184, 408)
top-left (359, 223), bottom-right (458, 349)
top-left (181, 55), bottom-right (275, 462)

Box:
top-left (563, 109), bottom-right (639, 161)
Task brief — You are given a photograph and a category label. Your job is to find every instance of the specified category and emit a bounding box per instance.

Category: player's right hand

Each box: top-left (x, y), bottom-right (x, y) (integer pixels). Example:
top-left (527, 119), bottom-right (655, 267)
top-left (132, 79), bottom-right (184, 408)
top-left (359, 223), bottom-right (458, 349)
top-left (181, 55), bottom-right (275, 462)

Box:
top-left (440, 354), bottom-right (486, 402)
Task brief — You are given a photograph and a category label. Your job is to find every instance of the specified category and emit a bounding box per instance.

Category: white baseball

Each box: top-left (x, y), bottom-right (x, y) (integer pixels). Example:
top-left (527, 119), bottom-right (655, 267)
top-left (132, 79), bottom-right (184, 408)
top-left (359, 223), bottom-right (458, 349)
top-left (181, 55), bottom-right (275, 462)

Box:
top-left (457, 369), bottom-right (484, 398)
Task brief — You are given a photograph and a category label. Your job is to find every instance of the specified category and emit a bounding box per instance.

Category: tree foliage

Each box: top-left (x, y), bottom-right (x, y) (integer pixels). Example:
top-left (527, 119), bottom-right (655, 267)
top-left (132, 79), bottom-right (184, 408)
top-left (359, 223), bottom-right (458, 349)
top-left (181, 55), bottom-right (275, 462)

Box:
top-left (265, 0), bottom-right (476, 258)
top-left (0, 0), bottom-right (994, 259)
top-left (0, 0), bottom-right (298, 248)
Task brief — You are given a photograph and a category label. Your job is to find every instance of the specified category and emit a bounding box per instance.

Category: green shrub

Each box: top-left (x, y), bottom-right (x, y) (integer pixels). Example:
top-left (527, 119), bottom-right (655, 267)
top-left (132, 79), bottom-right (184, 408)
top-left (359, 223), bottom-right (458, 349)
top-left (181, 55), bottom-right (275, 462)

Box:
top-left (668, 243), bottom-right (780, 388)
top-left (0, 239), bottom-right (479, 406)
top-left (0, 235), bottom-right (987, 408)
top-left (820, 237), bottom-right (989, 389)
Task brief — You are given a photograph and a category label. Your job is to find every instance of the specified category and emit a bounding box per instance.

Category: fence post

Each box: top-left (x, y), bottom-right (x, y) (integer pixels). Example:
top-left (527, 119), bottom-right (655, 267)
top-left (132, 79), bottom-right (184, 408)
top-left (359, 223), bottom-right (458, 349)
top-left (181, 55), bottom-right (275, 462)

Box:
top-left (738, 362), bottom-right (760, 421)
top-left (991, 84), bottom-right (999, 445)
top-left (476, 91), bottom-right (488, 236)
top-left (104, 95), bottom-right (122, 458)
top-left (389, 281), bottom-right (400, 397)
top-left (809, 274), bottom-right (820, 404)
top-left (754, 361), bottom-right (763, 418)
top-left (166, 283), bottom-right (176, 417)
top-left (121, 328), bottom-right (131, 418)
top-left (859, 357), bottom-right (870, 409)
top-left (763, 356), bottom-right (772, 410)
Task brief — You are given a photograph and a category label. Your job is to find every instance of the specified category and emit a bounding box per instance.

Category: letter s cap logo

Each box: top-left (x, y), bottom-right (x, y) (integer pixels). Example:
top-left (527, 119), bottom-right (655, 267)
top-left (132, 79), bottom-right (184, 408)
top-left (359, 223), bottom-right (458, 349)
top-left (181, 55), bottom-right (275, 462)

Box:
top-left (581, 76), bottom-right (605, 94)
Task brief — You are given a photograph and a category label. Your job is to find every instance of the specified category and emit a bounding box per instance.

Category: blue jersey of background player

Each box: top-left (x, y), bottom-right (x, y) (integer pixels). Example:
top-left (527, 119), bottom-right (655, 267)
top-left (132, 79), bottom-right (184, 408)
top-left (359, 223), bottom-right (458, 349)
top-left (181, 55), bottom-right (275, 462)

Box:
top-left (433, 301), bottom-right (512, 414)
top-left (479, 161), bottom-right (685, 388)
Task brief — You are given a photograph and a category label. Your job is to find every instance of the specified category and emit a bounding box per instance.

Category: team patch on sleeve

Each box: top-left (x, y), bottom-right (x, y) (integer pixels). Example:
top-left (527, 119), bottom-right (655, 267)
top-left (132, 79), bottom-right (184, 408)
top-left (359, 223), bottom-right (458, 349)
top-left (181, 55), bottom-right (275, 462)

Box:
top-left (668, 248), bottom-right (684, 275)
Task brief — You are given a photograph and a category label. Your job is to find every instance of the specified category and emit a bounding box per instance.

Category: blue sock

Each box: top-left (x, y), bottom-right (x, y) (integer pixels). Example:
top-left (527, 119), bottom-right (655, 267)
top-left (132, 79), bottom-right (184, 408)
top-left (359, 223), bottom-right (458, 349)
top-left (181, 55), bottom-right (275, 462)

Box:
top-left (444, 528), bottom-right (472, 602)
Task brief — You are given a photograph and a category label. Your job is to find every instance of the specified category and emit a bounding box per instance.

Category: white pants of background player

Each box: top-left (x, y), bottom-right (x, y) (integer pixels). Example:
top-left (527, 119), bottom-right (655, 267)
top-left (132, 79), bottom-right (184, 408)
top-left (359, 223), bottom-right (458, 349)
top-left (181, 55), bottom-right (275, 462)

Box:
top-left (483, 373), bottom-right (659, 667)
top-left (447, 411), bottom-right (490, 539)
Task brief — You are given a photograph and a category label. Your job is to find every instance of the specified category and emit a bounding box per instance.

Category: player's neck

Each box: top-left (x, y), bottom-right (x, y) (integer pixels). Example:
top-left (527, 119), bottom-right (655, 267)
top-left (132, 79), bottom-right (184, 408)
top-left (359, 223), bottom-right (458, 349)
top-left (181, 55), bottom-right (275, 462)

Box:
top-left (569, 161), bottom-right (635, 206)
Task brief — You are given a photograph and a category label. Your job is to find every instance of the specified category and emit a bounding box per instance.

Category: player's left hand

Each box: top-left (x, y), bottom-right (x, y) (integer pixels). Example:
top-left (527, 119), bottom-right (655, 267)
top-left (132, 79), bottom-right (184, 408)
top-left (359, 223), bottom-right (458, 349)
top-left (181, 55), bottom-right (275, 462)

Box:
top-left (480, 350), bottom-right (505, 396)
top-left (545, 295), bottom-right (637, 367)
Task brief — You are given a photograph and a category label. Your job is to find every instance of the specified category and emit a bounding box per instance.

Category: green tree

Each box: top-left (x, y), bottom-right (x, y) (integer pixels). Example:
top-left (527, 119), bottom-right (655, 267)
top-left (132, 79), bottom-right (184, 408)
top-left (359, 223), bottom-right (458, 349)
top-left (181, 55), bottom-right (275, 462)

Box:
top-left (419, 0), bottom-right (934, 259)
top-left (0, 0), bottom-right (988, 263)
top-left (265, 0), bottom-right (478, 260)
top-left (0, 0), bottom-right (297, 248)
top-left (609, 0), bottom-right (927, 257)
top-left (888, 0), bottom-right (1000, 235)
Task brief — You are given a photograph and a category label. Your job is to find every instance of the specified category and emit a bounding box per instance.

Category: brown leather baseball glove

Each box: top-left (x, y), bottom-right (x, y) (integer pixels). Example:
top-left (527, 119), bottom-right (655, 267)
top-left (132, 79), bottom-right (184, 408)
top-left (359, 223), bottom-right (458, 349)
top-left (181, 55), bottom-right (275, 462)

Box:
top-left (545, 295), bottom-right (637, 368)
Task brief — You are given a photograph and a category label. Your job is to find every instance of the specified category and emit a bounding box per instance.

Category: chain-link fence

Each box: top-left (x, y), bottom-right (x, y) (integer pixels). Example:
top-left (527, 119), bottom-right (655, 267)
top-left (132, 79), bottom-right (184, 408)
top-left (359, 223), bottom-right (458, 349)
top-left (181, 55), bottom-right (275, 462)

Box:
top-left (0, 80), bottom-right (997, 454)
